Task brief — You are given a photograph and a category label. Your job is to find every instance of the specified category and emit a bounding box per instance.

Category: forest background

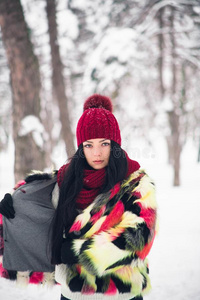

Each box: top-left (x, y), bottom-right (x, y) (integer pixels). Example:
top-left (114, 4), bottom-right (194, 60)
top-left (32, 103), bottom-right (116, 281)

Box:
top-left (0, 1), bottom-right (200, 300)
top-left (0, 0), bottom-right (200, 186)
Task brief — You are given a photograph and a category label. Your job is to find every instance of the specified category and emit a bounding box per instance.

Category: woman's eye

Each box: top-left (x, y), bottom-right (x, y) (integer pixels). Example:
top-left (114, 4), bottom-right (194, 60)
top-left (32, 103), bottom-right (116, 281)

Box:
top-left (84, 144), bottom-right (92, 148)
top-left (102, 142), bottom-right (110, 146)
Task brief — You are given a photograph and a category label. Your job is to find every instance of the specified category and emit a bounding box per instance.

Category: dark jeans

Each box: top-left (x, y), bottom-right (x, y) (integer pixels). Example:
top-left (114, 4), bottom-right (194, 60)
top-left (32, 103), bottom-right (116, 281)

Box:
top-left (60, 295), bottom-right (143, 300)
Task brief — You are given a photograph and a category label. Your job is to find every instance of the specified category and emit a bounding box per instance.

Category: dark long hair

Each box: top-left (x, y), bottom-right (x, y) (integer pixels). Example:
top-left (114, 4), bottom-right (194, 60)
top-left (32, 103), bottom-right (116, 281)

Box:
top-left (51, 141), bottom-right (128, 264)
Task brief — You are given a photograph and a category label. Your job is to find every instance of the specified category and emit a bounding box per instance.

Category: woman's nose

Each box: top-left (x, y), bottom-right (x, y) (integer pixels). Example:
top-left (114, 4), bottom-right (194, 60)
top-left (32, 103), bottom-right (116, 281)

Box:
top-left (93, 147), bottom-right (101, 156)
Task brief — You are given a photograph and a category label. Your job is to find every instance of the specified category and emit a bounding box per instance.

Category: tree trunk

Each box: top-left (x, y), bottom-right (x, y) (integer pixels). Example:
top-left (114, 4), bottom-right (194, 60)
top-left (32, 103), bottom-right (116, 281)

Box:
top-left (167, 111), bottom-right (181, 186)
top-left (0, 0), bottom-right (46, 182)
top-left (157, 7), bottom-right (165, 98)
top-left (169, 6), bottom-right (181, 186)
top-left (158, 6), bottom-right (173, 167)
top-left (46, 0), bottom-right (75, 158)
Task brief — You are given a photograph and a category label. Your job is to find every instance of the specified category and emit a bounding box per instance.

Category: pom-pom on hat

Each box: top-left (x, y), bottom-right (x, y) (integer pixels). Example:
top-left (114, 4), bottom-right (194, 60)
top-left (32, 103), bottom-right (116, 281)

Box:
top-left (76, 94), bottom-right (121, 146)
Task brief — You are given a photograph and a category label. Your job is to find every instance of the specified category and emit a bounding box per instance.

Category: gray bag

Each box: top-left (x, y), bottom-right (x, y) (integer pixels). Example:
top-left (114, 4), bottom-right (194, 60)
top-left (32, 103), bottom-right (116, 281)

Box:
top-left (3, 174), bottom-right (57, 272)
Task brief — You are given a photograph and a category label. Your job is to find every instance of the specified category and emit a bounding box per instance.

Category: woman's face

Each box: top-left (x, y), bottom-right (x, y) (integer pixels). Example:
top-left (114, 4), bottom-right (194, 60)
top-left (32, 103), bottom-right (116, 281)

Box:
top-left (83, 138), bottom-right (111, 170)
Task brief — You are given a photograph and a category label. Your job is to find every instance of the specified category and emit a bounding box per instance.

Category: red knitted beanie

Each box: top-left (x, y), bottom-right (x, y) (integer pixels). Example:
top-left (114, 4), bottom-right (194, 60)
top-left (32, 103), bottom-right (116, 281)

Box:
top-left (76, 94), bottom-right (121, 146)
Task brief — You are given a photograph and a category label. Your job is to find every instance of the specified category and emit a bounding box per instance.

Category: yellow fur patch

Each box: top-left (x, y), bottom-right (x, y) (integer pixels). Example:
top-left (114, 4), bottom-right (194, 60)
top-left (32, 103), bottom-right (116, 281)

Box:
top-left (73, 239), bottom-right (86, 255)
top-left (134, 175), bottom-right (156, 209)
top-left (130, 267), bottom-right (144, 295)
top-left (80, 266), bottom-right (97, 290)
top-left (120, 211), bottom-right (144, 228)
top-left (84, 216), bottom-right (107, 238)
top-left (71, 206), bottom-right (92, 231)
top-left (115, 266), bottom-right (134, 283)
top-left (85, 234), bottom-right (131, 276)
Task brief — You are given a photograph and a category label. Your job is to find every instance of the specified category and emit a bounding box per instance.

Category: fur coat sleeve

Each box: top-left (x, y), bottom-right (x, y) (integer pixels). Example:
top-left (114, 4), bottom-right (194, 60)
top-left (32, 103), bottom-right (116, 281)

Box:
top-left (61, 169), bottom-right (157, 277)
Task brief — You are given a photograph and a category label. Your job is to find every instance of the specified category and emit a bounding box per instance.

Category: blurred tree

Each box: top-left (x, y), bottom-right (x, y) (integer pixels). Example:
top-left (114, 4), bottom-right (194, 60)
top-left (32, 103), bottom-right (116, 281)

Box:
top-left (79, 0), bottom-right (200, 185)
top-left (0, 0), bottom-right (199, 185)
top-left (0, 34), bottom-right (11, 151)
top-left (46, 0), bottom-right (75, 157)
top-left (66, 0), bottom-right (142, 97)
top-left (0, 0), bottom-right (46, 182)
top-left (154, 1), bottom-right (200, 185)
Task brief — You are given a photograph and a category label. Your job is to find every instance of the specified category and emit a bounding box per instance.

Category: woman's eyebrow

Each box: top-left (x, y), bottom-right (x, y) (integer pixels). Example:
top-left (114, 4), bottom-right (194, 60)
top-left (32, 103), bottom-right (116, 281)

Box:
top-left (84, 139), bottom-right (109, 144)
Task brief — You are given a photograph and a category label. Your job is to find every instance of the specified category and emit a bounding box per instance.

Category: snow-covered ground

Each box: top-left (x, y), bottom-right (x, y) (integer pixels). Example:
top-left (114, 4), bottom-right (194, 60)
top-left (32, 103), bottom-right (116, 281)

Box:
top-left (0, 140), bottom-right (200, 300)
top-left (146, 165), bottom-right (200, 300)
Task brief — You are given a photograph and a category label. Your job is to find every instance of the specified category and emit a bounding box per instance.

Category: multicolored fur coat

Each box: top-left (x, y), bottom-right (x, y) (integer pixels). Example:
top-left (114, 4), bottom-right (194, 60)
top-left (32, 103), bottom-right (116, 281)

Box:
top-left (59, 169), bottom-right (157, 297)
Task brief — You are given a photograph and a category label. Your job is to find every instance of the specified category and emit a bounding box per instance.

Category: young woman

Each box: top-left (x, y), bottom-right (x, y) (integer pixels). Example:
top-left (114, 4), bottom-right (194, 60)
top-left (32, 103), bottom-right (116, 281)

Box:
top-left (0, 94), bottom-right (157, 300)
top-left (51, 94), bottom-right (157, 300)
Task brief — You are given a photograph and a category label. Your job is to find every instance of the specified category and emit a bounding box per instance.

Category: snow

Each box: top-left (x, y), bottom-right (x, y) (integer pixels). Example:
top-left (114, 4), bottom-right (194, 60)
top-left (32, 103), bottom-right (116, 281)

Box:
top-left (0, 139), bottom-right (200, 299)
top-left (19, 115), bottom-right (45, 148)
top-left (162, 95), bottom-right (174, 112)
top-left (57, 9), bottom-right (79, 40)
top-left (84, 27), bottom-right (139, 78)
top-left (194, 6), bottom-right (200, 14)
top-left (146, 167), bottom-right (200, 300)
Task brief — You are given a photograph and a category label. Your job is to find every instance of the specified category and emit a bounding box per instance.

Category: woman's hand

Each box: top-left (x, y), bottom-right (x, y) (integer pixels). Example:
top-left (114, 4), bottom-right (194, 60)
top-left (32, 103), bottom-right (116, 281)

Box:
top-left (0, 193), bottom-right (15, 219)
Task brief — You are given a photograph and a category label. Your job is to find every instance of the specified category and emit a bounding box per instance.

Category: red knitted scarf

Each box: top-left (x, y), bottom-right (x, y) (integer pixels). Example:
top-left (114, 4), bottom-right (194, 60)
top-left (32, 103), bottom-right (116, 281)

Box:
top-left (57, 153), bottom-right (140, 210)
top-left (77, 168), bottom-right (106, 209)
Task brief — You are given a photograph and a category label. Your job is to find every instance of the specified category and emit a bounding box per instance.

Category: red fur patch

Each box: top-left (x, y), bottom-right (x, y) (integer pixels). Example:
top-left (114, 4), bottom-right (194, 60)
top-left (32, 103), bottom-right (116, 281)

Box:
top-left (136, 233), bottom-right (156, 259)
top-left (138, 205), bottom-right (156, 229)
top-left (76, 264), bottom-right (81, 274)
top-left (96, 200), bottom-right (124, 234)
top-left (130, 173), bottom-right (144, 185)
top-left (110, 183), bottom-right (121, 199)
top-left (91, 206), bottom-right (106, 225)
top-left (69, 220), bottom-right (82, 233)
top-left (133, 191), bottom-right (141, 198)
top-left (0, 262), bottom-right (9, 279)
top-left (29, 272), bottom-right (44, 284)
top-left (105, 278), bottom-right (117, 295)
top-left (14, 180), bottom-right (26, 190)
top-left (81, 284), bottom-right (95, 294)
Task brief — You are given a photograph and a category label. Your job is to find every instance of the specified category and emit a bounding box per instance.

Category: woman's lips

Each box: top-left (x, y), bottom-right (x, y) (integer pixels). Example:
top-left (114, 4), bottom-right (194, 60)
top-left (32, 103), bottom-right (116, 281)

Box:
top-left (93, 160), bottom-right (103, 164)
